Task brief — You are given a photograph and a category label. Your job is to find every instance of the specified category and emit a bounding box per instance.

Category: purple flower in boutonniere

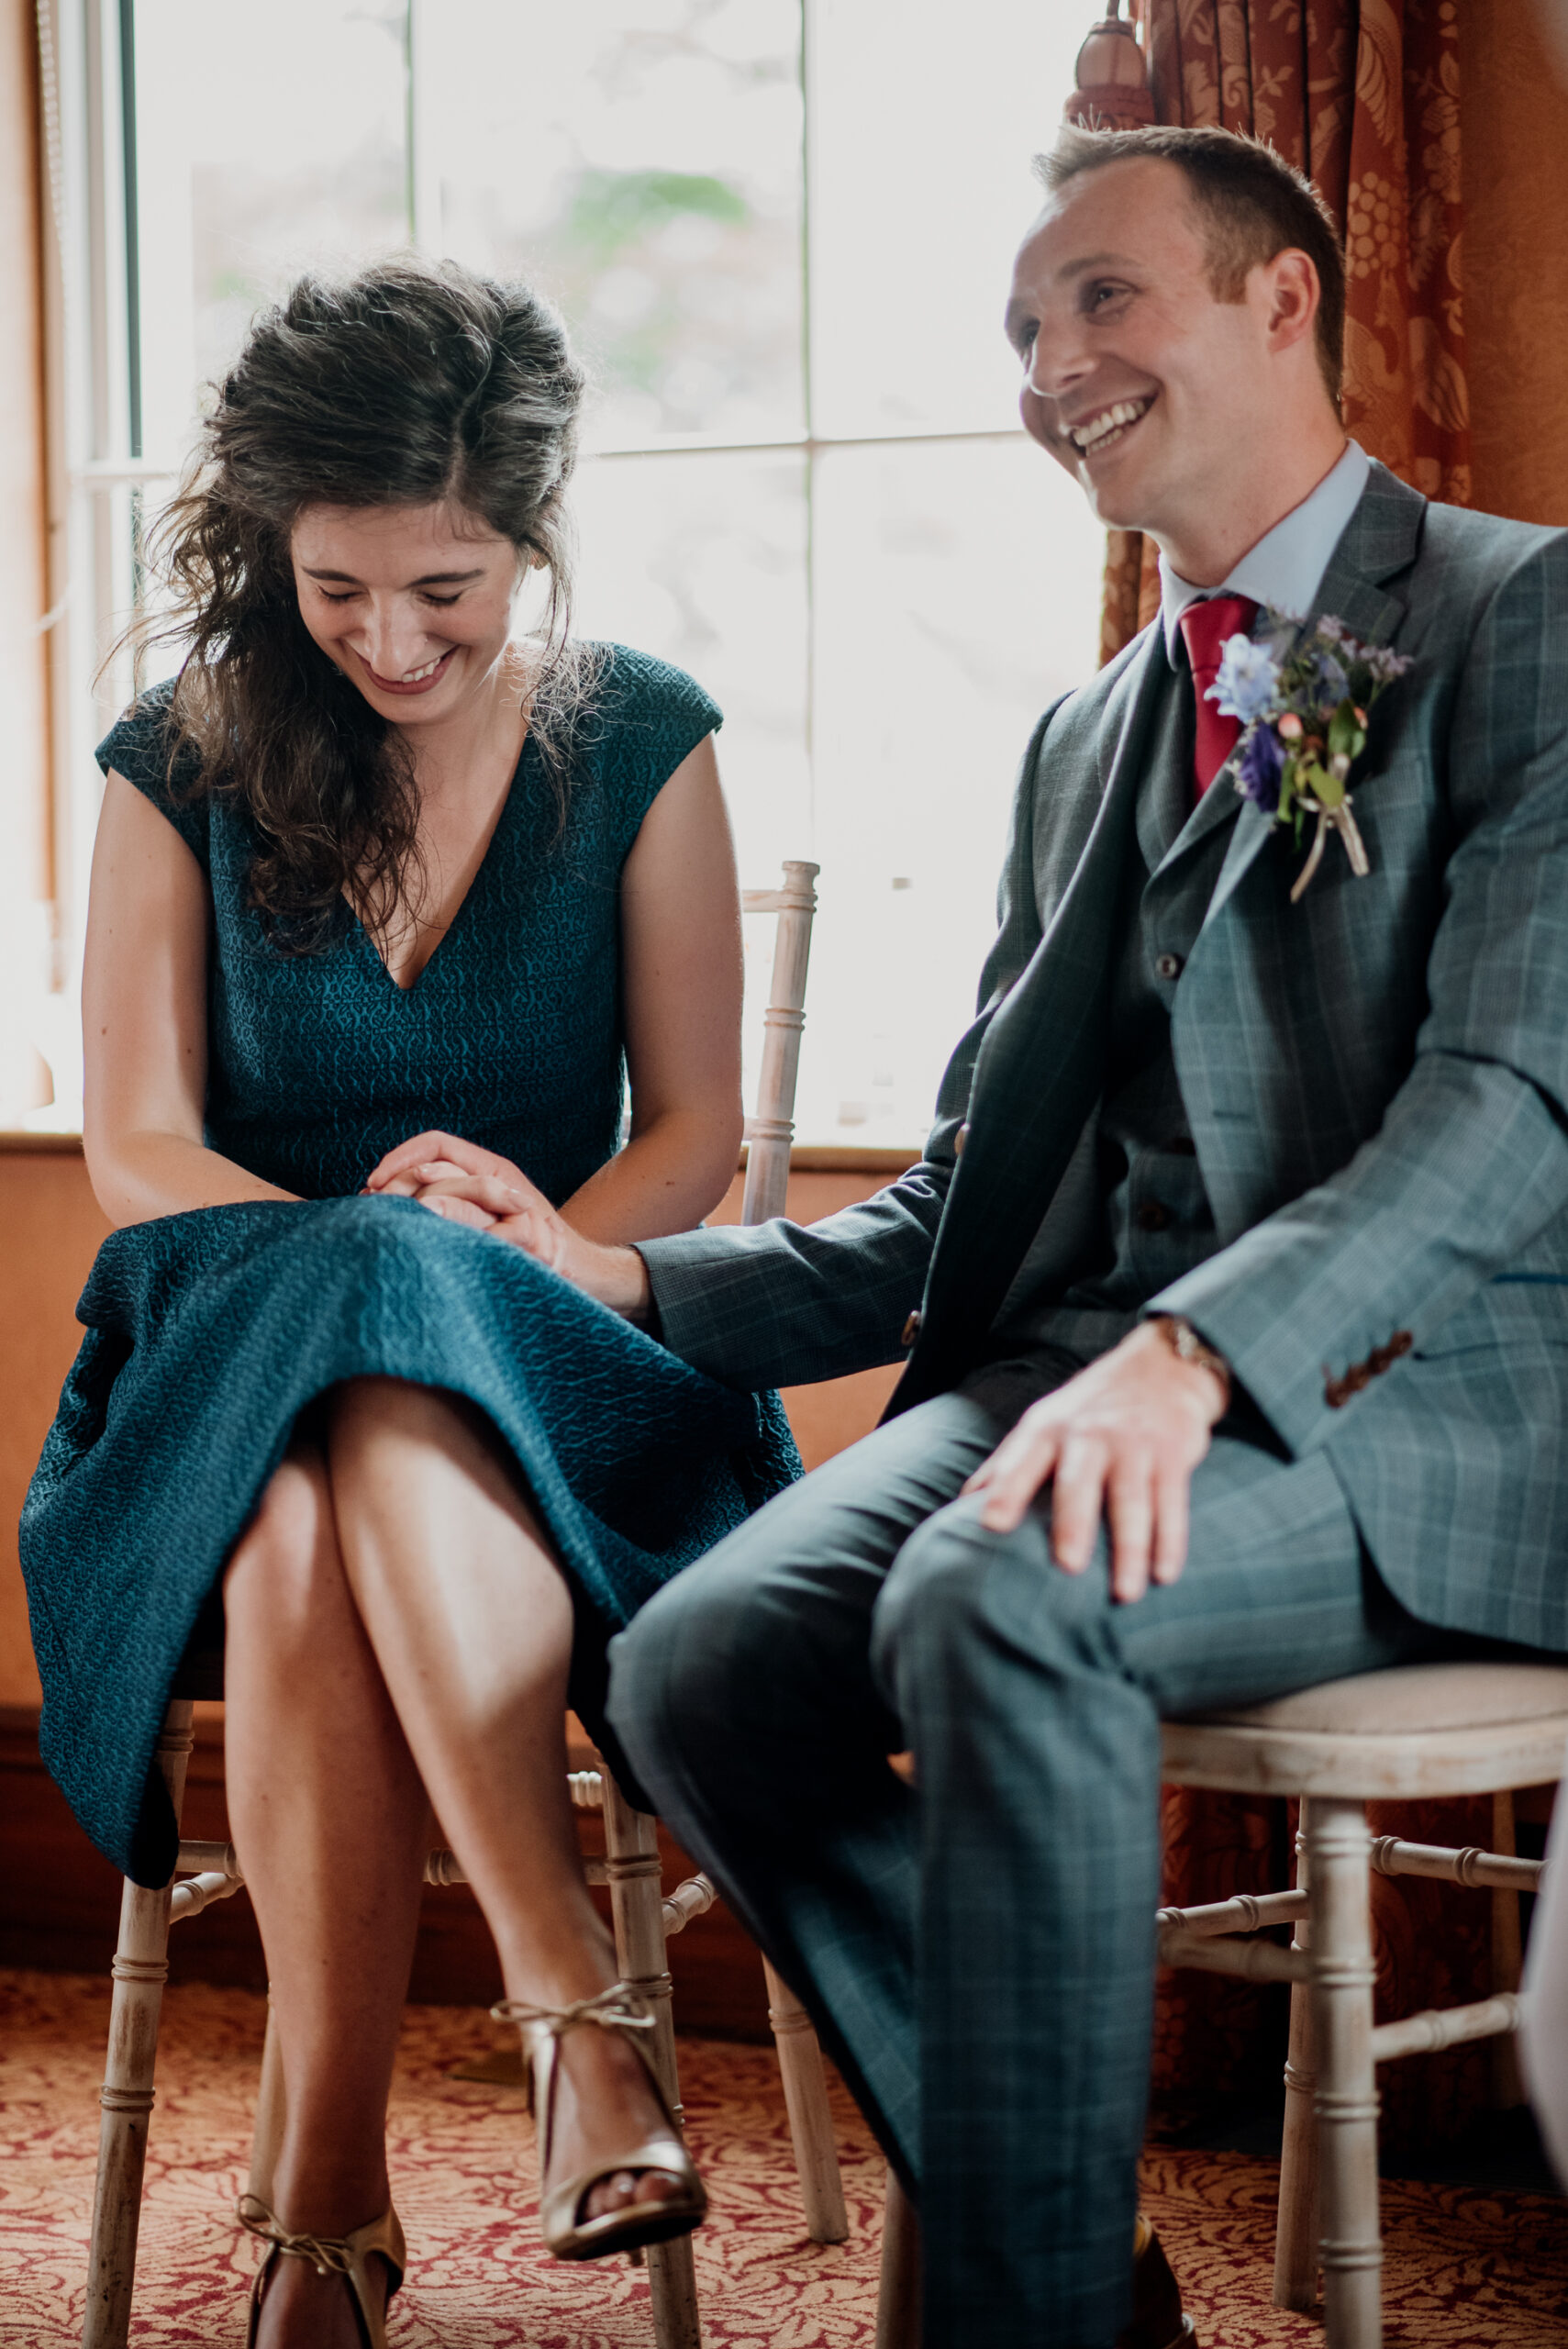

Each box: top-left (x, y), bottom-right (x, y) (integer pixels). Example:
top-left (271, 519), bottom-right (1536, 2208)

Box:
top-left (1207, 609), bottom-right (1413, 902)
top-left (1236, 718), bottom-right (1284, 808)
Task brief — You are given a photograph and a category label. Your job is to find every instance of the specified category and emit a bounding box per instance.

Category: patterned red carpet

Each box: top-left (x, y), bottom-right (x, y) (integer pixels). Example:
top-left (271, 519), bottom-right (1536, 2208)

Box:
top-left (2, 1968), bottom-right (1566, 2346)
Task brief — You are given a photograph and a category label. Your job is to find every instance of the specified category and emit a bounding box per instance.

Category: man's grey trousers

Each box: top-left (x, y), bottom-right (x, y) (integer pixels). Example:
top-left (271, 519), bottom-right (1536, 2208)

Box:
top-left (606, 1357), bottom-right (1483, 2348)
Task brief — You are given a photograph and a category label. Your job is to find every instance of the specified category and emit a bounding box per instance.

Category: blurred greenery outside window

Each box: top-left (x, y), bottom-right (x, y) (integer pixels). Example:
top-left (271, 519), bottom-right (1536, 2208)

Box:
top-left (37, 0), bottom-right (1107, 1149)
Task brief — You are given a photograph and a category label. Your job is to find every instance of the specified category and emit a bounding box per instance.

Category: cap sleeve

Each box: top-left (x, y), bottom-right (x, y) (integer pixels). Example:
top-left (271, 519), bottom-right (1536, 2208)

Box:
top-left (584, 645), bottom-right (724, 854)
top-left (95, 680), bottom-right (211, 874)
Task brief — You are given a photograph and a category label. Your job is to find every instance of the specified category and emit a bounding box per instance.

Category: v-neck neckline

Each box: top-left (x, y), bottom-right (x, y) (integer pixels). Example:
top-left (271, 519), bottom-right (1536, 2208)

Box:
top-left (350, 732), bottom-right (532, 996)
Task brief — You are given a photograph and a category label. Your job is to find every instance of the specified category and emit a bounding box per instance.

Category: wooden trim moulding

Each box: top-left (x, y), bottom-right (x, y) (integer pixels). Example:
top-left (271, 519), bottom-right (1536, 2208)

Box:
top-left (0, 1130), bottom-right (84, 1152)
top-left (0, 1132), bottom-right (922, 1175)
top-left (773, 1144), bottom-right (918, 1174)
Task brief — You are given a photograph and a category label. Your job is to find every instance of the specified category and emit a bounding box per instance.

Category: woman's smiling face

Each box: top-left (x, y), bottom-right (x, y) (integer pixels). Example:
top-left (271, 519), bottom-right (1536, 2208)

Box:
top-left (290, 500), bottom-right (525, 724)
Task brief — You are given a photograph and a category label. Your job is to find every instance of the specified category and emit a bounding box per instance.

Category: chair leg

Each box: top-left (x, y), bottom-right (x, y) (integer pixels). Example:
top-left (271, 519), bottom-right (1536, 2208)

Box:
top-left (762, 1957), bottom-right (850, 2243)
top-left (1490, 1790), bottom-right (1526, 2110)
top-left (600, 1767), bottom-right (701, 2349)
top-left (82, 1700), bottom-right (195, 2349)
top-left (248, 1992), bottom-right (287, 2207)
top-left (874, 2164), bottom-right (920, 2349)
top-left (1307, 1795), bottom-right (1382, 2349)
top-left (1273, 1798), bottom-right (1320, 2312)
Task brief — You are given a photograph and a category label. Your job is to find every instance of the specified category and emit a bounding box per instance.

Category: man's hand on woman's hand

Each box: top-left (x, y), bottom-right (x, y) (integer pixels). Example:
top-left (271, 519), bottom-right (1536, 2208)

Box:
top-left (361, 1132), bottom-right (653, 1319)
top-left (961, 1319), bottom-right (1229, 1604)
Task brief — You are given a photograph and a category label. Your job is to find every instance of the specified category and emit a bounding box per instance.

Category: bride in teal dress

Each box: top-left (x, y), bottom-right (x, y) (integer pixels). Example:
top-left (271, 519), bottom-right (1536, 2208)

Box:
top-left (21, 257), bottom-right (796, 2346)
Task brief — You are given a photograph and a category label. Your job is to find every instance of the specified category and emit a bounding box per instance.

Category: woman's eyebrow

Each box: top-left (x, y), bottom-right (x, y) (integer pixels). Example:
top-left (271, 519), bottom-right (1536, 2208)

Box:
top-left (301, 565), bottom-right (488, 586)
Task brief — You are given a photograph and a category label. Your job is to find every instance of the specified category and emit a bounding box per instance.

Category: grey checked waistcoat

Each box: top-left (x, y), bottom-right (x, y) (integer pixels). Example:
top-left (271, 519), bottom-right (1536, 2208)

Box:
top-left (998, 660), bottom-right (1230, 1358)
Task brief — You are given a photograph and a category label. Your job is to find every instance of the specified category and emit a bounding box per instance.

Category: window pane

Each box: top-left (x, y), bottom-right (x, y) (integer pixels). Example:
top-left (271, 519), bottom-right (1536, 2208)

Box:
top-left (420, 1), bottom-right (805, 450)
top-left (799, 433), bottom-right (1103, 1145)
top-left (132, 0), bottom-right (408, 462)
top-left (570, 449), bottom-right (810, 885)
top-left (570, 447), bottom-right (810, 1120)
top-left (808, 0), bottom-right (1087, 439)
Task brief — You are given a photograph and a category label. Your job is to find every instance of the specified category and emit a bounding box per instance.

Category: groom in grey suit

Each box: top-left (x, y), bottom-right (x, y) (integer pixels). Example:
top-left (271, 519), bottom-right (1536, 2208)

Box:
top-left (429, 125), bottom-right (1568, 2348)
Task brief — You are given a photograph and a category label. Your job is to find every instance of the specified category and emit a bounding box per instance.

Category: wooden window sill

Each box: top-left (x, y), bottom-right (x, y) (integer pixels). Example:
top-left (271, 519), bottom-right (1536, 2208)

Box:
top-left (0, 1133), bottom-right (924, 1177)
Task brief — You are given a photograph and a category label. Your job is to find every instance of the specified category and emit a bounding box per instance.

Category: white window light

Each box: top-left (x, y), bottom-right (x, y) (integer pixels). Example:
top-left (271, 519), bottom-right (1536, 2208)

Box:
top-left (25, 0), bottom-right (1106, 1147)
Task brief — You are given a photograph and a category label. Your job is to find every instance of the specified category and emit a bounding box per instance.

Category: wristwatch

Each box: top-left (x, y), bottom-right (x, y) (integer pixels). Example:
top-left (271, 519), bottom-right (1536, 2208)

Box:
top-left (1156, 1315), bottom-right (1232, 1402)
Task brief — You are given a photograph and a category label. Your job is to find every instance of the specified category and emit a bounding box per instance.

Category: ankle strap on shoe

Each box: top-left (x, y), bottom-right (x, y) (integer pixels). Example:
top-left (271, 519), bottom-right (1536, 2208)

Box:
top-left (237, 2194), bottom-right (359, 2278)
top-left (490, 1983), bottom-right (655, 2040)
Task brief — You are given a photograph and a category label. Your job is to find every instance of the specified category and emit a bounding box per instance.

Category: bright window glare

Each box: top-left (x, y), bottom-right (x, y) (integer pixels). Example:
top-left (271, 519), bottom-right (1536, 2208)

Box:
top-left (808, 4), bottom-right (1080, 438)
top-left (29, 0), bottom-right (1107, 1149)
top-left (419, 1), bottom-right (806, 450)
top-left (806, 439), bottom-right (1103, 1144)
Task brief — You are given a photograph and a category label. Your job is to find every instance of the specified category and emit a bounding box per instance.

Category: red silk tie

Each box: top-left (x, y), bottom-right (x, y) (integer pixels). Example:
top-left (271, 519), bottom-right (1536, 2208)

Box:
top-left (1179, 595), bottom-right (1260, 797)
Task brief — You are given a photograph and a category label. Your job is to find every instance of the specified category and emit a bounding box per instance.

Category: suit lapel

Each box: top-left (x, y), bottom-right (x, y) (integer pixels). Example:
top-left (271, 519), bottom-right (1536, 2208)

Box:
top-left (1199, 466), bottom-right (1422, 937)
top-left (897, 628), bottom-right (1173, 1406)
top-left (1149, 468), bottom-right (1423, 927)
top-left (1135, 666), bottom-right (1195, 871)
top-left (1151, 737), bottom-right (1246, 875)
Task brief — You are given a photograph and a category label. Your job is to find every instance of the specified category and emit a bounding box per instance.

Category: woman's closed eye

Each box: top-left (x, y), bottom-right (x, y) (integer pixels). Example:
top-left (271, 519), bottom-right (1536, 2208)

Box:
top-left (317, 588), bottom-right (462, 607)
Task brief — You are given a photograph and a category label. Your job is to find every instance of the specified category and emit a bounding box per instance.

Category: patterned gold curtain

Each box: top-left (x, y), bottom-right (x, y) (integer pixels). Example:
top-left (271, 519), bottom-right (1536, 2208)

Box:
top-left (1099, 3), bottom-right (1493, 2149)
top-left (1100, 0), bottom-right (1471, 666)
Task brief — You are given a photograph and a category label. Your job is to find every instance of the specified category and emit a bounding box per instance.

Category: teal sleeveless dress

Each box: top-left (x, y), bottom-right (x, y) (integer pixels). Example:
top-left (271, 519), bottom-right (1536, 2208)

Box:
top-left (21, 648), bottom-right (798, 1886)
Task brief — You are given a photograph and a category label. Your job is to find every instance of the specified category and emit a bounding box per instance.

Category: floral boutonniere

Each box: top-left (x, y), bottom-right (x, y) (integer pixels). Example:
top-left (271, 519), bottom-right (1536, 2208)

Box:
top-left (1208, 612), bottom-right (1413, 902)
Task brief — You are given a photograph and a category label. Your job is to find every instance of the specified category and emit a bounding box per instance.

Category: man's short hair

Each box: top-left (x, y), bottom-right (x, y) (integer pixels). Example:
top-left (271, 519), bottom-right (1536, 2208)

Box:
top-left (1035, 124), bottom-right (1346, 409)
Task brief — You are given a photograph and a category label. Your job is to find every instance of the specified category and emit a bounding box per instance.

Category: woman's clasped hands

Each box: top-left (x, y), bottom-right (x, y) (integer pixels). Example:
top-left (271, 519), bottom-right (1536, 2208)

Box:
top-left (364, 1130), bottom-right (563, 1249)
top-left (363, 1132), bottom-right (658, 1322)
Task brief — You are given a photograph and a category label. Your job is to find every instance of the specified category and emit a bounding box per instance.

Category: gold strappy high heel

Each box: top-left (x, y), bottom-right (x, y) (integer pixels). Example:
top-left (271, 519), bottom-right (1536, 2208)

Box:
top-left (491, 1983), bottom-right (707, 2262)
top-left (238, 2193), bottom-right (406, 2349)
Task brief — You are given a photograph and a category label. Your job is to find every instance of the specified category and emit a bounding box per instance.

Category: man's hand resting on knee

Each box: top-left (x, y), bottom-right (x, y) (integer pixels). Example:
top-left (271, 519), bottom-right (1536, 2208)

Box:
top-left (362, 1131), bottom-right (655, 1321)
top-left (962, 1320), bottom-right (1229, 1603)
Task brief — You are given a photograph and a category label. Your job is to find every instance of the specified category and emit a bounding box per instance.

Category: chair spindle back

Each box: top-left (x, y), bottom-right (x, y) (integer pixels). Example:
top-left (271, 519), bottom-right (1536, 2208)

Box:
top-left (740, 859), bottom-right (819, 1228)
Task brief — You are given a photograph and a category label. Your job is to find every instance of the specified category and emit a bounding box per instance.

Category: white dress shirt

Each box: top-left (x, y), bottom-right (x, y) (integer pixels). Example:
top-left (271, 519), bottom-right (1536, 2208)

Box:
top-left (1159, 438), bottom-right (1371, 665)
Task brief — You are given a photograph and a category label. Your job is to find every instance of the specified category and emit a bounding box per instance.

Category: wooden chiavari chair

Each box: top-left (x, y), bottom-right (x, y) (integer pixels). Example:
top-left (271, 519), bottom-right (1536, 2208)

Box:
top-left (81, 861), bottom-right (851, 2349)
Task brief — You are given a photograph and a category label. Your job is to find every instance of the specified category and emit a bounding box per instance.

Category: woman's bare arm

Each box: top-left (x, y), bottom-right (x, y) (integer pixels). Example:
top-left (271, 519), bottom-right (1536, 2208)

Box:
top-left (83, 770), bottom-right (296, 1227)
top-left (558, 732), bottom-right (744, 1242)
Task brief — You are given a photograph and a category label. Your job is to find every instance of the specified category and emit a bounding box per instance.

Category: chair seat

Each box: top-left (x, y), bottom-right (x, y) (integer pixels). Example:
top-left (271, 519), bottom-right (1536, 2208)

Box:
top-left (1162, 1660), bottom-right (1568, 1799)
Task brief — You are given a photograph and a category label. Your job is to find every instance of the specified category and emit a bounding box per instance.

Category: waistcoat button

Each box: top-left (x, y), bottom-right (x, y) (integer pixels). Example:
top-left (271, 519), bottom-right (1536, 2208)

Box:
top-left (901, 1310), bottom-right (922, 1349)
top-left (954, 1122), bottom-right (969, 1158)
top-left (1154, 952), bottom-right (1184, 983)
top-left (1136, 1200), bottom-right (1173, 1233)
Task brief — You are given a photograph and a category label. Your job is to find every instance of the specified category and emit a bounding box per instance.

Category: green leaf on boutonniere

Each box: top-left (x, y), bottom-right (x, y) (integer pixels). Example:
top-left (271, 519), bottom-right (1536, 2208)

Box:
top-left (1328, 700), bottom-right (1367, 763)
top-left (1303, 759), bottom-right (1344, 808)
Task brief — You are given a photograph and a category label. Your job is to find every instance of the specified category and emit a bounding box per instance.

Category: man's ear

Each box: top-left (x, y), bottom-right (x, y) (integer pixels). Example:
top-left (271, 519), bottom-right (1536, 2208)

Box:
top-left (1262, 248), bottom-right (1321, 358)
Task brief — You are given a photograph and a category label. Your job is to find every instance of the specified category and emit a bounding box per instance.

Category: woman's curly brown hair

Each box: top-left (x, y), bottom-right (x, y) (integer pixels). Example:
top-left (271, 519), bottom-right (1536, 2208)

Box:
top-left (135, 256), bottom-right (594, 952)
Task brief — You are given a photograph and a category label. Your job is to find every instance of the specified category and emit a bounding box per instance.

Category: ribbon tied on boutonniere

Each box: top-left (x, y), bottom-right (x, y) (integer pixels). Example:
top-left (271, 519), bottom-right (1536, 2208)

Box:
top-left (1206, 611), bottom-right (1413, 902)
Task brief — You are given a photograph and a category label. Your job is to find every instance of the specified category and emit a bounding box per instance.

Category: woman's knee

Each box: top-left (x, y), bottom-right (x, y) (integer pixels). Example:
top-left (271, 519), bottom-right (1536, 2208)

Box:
top-left (327, 1376), bottom-right (523, 1505)
top-left (328, 1373), bottom-right (441, 1445)
top-left (224, 1441), bottom-right (345, 1639)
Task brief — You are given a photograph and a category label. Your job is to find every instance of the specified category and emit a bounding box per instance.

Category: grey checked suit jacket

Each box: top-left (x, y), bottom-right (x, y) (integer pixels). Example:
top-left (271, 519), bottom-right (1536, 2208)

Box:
top-left (639, 464), bottom-right (1568, 1653)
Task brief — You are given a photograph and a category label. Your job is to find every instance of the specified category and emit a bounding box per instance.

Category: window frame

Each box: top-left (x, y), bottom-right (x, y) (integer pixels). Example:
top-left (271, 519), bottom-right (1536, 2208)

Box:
top-left (37, 0), bottom-right (1069, 1149)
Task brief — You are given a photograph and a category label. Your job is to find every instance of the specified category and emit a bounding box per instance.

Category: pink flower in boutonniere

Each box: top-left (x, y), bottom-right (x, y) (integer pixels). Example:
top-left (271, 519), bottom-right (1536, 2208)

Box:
top-left (1208, 610), bottom-right (1414, 902)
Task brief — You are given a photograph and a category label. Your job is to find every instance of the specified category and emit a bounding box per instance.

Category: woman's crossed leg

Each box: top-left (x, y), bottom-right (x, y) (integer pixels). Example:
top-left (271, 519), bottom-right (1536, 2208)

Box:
top-left (224, 1375), bottom-right (682, 2349)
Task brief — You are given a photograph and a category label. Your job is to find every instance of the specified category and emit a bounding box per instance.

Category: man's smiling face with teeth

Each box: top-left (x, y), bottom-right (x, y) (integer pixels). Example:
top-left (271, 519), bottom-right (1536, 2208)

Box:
top-left (1002, 154), bottom-right (1324, 579)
